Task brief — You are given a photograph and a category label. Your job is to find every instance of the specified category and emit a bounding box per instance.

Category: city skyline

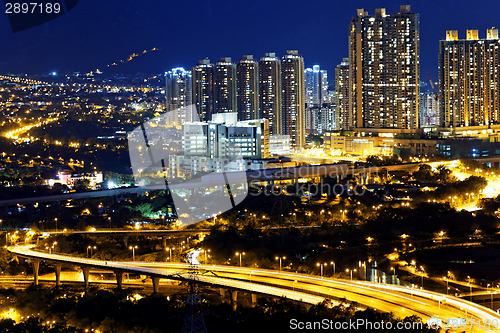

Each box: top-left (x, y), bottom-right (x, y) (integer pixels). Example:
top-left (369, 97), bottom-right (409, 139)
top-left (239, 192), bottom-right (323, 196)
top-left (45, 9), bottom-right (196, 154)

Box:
top-left (3, 1), bottom-right (500, 330)
top-left (1, 0), bottom-right (499, 82)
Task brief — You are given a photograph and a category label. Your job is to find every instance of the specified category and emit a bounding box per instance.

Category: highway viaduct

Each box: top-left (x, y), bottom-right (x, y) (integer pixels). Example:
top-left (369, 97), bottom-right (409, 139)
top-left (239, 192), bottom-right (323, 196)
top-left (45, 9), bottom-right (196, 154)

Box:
top-left (8, 245), bottom-right (500, 331)
top-left (0, 161), bottom-right (422, 211)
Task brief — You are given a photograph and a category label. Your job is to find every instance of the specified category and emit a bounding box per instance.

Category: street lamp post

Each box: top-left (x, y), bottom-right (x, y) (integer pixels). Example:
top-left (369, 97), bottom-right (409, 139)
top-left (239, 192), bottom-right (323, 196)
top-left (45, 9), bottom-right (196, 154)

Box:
top-left (317, 263), bottom-right (326, 277)
top-left (235, 252), bottom-right (245, 267)
top-left (54, 218), bottom-right (58, 233)
top-left (276, 256), bottom-right (286, 271)
top-left (166, 247), bottom-right (174, 262)
top-left (420, 266), bottom-right (425, 289)
top-left (330, 261), bottom-right (335, 277)
top-left (129, 246), bottom-right (138, 261)
top-left (87, 245), bottom-right (96, 258)
top-left (346, 268), bottom-right (357, 281)
top-left (467, 276), bottom-right (473, 300)
top-left (204, 249), bottom-right (210, 264)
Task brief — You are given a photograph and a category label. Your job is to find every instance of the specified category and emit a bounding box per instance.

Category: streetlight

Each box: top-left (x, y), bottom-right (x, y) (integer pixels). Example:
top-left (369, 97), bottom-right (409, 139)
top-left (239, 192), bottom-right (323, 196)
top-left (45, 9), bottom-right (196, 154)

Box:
top-left (0, 219), bottom-right (2, 231)
top-left (166, 247), bottom-right (175, 262)
top-left (346, 268), bottom-right (357, 281)
top-left (330, 261), bottom-right (335, 277)
top-left (235, 252), bottom-right (245, 267)
top-left (87, 245), bottom-right (96, 258)
top-left (317, 263), bottom-right (326, 277)
top-left (129, 245), bottom-right (138, 261)
top-left (293, 280), bottom-right (297, 294)
top-left (444, 276), bottom-right (449, 295)
top-left (419, 266), bottom-right (425, 289)
top-left (202, 249), bottom-right (210, 264)
top-left (275, 256), bottom-right (286, 271)
top-left (390, 267), bottom-right (395, 283)
top-left (54, 218), bottom-right (58, 233)
top-left (467, 276), bottom-right (472, 300)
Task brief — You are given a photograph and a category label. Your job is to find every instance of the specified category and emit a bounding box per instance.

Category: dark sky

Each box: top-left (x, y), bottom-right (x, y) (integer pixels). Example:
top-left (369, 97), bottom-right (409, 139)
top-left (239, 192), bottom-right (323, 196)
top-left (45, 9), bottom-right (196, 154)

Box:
top-left (1, 0), bottom-right (499, 83)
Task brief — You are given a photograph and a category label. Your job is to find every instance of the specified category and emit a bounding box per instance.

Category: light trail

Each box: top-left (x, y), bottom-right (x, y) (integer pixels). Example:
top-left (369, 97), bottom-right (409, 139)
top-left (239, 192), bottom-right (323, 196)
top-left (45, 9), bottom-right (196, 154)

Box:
top-left (9, 245), bottom-right (500, 332)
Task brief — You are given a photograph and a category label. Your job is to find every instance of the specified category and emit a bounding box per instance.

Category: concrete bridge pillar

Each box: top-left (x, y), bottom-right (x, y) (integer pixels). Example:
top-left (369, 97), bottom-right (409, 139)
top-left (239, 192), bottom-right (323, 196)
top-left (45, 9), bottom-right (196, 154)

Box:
top-left (220, 288), bottom-right (227, 302)
top-left (151, 276), bottom-right (160, 294)
top-left (115, 272), bottom-right (124, 289)
top-left (162, 236), bottom-right (167, 250)
top-left (32, 260), bottom-right (40, 286)
top-left (123, 236), bottom-right (129, 247)
top-left (231, 290), bottom-right (238, 302)
top-left (231, 290), bottom-right (238, 310)
top-left (251, 294), bottom-right (258, 307)
top-left (54, 264), bottom-right (62, 288)
top-left (82, 267), bottom-right (90, 293)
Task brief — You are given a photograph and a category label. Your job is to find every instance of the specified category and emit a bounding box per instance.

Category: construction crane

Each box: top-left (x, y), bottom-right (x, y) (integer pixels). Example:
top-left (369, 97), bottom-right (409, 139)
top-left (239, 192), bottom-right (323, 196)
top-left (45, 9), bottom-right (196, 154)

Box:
top-left (426, 71), bottom-right (439, 101)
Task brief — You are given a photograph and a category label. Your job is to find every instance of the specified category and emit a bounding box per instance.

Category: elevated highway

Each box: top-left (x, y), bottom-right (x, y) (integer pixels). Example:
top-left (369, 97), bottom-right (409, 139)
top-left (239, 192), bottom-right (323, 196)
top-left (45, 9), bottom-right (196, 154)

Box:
top-left (9, 245), bottom-right (500, 332)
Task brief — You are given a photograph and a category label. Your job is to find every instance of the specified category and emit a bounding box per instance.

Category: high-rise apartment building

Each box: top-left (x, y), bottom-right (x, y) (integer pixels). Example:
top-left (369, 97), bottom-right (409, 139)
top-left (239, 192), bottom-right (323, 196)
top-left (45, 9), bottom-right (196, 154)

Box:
top-left (349, 6), bottom-right (420, 130)
top-left (213, 57), bottom-right (237, 114)
top-left (305, 65), bottom-right (320, 107)
top-left (165, 67), bottom-right (193, 125)
top-left (438, 29), bottom-right (500, 128)
top-left (305, 65), bottom-right (329, 107)
top-left (281, 50), bottom-right (305, 148)
top-left (305, 107), bottom-right (318, 134)
top-left (237, 55), bottom-right (259, 121)
top-left (192, 58), bottom-right (214, 121)
top-left (335, 58), bottom-right (351, 130)
top-left (319, 106), bottom-right (335, 133)
top-left (420, 92), bottom-right (438, 127)
top-left (259, 53), bottom-right (282, 135)
top-left (320, 69), bottom-right (328, 105)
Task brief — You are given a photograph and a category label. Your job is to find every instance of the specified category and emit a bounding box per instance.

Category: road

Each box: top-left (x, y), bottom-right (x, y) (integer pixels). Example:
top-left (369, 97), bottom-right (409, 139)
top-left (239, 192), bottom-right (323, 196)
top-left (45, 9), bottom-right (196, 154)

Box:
top-left (9, 244), bottom-right (500, 332)
top-left (40, 228), bottom-right (209, 237)
top-left (429, 160), bottom-right (500, 211)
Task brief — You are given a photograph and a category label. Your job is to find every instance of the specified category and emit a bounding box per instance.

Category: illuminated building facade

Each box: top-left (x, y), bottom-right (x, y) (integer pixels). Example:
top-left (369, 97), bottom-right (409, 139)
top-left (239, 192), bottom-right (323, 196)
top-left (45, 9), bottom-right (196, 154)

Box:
top-left (305, 65), bottom-right (328, 107)
top-left (213, 57), bottom-right (237, 114)
top-left (420, 92), bottom-right (438, 127)
top-left (237, 55), bottom-right (259, 121)
top-left (165, 67), bottom-right (193, 125)
top-left (438, 29), bottom-right (500, 128)
top-left (192, 58), bottom-right (214, 121)
top-left (335, 58), bottom-right (351, 130)
top-left (281, 50), bottom-right (305, 148)
top-left (183, 113), bottom-right (267, 160)
top-left (349, 6), bottom-right (420, 130)
top-left (259, 52), bottom-right (282, 135)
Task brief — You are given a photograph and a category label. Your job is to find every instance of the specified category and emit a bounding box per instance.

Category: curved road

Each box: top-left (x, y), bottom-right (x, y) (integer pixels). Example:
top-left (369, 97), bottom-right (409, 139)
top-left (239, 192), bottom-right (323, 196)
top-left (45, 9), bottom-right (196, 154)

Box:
top-left (9, 245), bottom-right (500, 332)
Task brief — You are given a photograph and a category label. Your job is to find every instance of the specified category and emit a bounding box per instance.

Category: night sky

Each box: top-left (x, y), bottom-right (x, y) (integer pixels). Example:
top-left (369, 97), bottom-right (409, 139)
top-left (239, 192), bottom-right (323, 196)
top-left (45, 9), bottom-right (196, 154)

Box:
top-left (1, 0), bottom-right (499, 83)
